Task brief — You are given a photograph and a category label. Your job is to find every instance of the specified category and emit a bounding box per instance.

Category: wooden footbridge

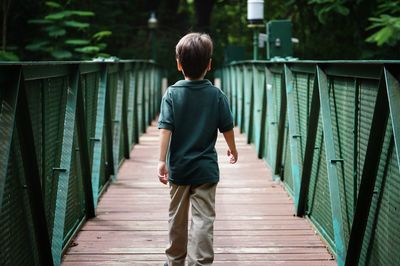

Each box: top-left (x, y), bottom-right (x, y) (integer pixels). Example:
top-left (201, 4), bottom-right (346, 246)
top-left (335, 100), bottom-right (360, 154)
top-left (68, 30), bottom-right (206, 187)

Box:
top-left (1, 60), bottom-right (399, 266)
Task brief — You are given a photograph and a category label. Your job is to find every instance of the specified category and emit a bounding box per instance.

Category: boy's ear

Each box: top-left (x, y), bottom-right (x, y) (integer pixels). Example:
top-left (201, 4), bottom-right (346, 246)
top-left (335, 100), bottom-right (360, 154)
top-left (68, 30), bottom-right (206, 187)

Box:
top-left (176, 59), bottom-right (183, 72)
top-left (207, 59), bottom-right (212, 71)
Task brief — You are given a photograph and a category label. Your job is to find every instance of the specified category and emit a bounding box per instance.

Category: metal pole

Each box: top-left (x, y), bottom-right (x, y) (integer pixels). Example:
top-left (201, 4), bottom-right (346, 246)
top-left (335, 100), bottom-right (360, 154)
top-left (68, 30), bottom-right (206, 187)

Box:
top-left (150, 30), bottom-right (157, 61)
top-left (253, 28), bottom-right (258, 60)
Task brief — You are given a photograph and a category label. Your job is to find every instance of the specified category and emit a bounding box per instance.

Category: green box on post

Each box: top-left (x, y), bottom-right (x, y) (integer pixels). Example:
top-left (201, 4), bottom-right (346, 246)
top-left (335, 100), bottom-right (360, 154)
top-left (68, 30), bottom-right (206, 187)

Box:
top-left (266, 20), bottom-right (293, 59)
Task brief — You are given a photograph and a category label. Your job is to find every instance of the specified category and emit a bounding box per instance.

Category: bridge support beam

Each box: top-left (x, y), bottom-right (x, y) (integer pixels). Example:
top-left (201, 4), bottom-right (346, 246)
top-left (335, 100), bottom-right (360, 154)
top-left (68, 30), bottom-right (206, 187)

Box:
top-left (317, 65), bottom-right (346, 266)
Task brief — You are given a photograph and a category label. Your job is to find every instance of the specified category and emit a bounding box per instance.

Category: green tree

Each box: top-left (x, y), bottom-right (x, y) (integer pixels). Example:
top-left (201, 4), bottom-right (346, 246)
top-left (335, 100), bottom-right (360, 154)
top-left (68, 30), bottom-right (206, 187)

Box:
top-left (26, 1), bottom-right (111, 60)
top-left (366, 0), bottom-right (400, 46)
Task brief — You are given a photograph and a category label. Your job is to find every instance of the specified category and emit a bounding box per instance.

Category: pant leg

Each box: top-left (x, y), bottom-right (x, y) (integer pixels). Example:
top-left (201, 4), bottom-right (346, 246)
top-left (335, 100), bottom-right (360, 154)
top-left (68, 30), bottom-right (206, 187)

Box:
top-left (187, 183), bottom-right (217, 266)
top-left (166, 184), bottom-right (191, 266)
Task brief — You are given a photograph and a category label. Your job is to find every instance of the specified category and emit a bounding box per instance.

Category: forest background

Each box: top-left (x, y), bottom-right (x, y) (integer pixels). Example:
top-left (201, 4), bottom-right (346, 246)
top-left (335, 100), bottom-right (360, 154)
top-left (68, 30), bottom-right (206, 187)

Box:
top-left (1, 0), bottom-right (399, 81)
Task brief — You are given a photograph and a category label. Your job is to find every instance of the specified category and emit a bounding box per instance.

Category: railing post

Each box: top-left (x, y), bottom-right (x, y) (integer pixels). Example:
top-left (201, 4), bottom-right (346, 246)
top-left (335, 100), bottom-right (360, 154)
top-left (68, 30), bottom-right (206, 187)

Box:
top-left (274, 67), bottom-right (287, 177)
top-left (296, 70), bottom-right (320, 216)
top-left (345, 68), bottom-right (390, 266)
top-left (384, 68), bottom-right (400, 169)
top-left (265, 66), bottom-right (278, 173)
top-left (232, 66), bottom-right (238, 125)
top-left (243, 64), bottom-right (253, 143)
top-left (0, 67), bottom-right (20, 212)
top-left (317, 65), bottom-right (346, 266)
top-left (284, 64), bottom-right (302, 207)
top-left (16, 68), bottom-right (54, 266)
top-left (111, 64), bottom-right (125, 180)
top-left (90, 65), bottom-right (108, 208)
top-left (252, 64), bottom-right (266, 158)
top-left (51, 65), bottom-right (80, 266)
top-left (122, 64), bottom-right (130, 159)
top-left (75, 66), bottom-right (95, 217)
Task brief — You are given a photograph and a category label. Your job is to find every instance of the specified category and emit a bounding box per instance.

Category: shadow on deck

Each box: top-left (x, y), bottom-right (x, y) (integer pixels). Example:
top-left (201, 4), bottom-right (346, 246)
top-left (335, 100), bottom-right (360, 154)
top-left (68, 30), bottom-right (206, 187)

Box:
top-left (62, 123), bottom-right (336, 266)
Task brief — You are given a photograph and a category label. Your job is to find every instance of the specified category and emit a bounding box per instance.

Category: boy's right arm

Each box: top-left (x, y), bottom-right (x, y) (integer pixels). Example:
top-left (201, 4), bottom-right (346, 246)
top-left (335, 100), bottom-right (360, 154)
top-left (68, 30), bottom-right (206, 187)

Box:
top-left (222, 129), bottom-right (238, 164)
top-left (158, 128), bottom-right (172, 185)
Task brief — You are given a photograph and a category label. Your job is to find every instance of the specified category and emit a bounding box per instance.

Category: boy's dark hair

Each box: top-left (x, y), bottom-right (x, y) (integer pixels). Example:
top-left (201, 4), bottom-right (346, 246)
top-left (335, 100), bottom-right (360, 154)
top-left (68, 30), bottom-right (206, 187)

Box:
top-left (176, 33), bottom-right (213, 79)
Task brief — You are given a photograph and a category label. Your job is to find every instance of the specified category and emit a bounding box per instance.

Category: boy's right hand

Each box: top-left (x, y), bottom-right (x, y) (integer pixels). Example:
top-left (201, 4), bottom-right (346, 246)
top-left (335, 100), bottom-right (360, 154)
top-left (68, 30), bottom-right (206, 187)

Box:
top-left (227, 149), bottom-right (238, 164)
top-left (158, 161), bottom-right (169, 185)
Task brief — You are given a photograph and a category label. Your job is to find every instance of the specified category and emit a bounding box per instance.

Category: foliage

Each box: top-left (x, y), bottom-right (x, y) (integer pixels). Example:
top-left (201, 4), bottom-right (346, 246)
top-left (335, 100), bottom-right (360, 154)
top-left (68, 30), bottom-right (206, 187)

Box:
top-left (308, 0), bottom-right (350, 24)
top-left (25, 1), bottom-right (111, 60)
top-left (0, 51), bottom-right (19, 61)
top-left (366, 1), bottom-right (400, 46)
top-left (3, 0), bottom-right (400, 64)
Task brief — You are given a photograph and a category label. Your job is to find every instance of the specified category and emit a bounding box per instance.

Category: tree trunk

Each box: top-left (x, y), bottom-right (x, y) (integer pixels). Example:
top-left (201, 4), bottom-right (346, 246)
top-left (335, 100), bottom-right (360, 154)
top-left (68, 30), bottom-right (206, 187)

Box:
top-left (194, 0), bottom-right (215, 31)
top-left (2, 0), bottom-right (11, 51)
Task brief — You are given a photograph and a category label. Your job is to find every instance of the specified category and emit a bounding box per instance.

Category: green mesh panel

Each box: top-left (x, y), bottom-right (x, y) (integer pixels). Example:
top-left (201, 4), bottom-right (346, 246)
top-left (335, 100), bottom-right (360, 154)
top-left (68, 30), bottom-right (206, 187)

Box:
top-left (84, 72), bottom-right (100, 164)
top-left (25, 77), bottom-right (69, 240)
top-left (243, 66), bottom-right (252, 136)
top-left (99, 131), bottom-right (108, 191)
top-left (130, 70), bottom-right (138, 144)
top-left (136, 69), bottom-right (144, 135)
top-left (0, 85), bottom-right (3, 113)
top-left (273, 73), bottom-right (281, 124)
top-left (357, 80), bottom-right (379, 190)
top-left (0, 134), bottom-right (39, 265)
top-left (231, 67), bottom-right (237, 123)
top-left (252, 68), bottom-right (265, 153)
top-left (44, 77), bottom-right (68, 240)
top-left (63, 129), bottom-right (86, 247)
top-left (328, 77), bottom-right (357, 243)
top-left (294, 73), bottom-right (310, 165)
top-left (24, 80), bottom-right (43, 181)
top-left (236, 67), bottom-right (244, 131)
top-left (127, 71), bottom-right (134, 146)
top-left (283, 126), bottom-right (294, 196)
top-left (144, 69), bottom-right (150, 127)
top-left (264, 70), bottom-right (279, 167)
top-left (307, 115), bottom-right (335, 249)
top-left (358, 115), bottom-right (400, 266)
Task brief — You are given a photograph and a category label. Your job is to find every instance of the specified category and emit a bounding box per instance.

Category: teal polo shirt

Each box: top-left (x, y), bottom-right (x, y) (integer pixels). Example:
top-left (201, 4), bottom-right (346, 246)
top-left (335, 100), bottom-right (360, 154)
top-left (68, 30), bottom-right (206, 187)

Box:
top-left (158, 79), bottom-right (233, 185)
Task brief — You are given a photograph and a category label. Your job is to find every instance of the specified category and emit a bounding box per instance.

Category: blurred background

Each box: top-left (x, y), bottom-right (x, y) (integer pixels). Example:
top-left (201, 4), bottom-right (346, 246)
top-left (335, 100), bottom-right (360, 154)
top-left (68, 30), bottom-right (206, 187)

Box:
top-left (1, 0), bottom-right (399, 81)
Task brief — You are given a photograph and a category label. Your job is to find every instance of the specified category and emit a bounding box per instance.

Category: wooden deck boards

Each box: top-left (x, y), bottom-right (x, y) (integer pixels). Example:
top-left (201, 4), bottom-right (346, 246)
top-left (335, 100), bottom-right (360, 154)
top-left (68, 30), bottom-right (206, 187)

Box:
top-left (62, 124), bottom-right (336, 266)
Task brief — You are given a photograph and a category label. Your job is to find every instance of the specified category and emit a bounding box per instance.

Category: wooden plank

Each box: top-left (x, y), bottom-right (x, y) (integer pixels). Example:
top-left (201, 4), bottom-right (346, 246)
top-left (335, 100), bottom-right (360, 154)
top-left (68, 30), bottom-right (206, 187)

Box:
top-left (62, 124), bottom-right (335, 265)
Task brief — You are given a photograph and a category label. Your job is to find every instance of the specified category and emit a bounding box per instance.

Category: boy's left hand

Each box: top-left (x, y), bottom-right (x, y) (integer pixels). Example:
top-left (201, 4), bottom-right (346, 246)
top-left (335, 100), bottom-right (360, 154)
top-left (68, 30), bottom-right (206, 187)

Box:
top-left (157, 161), bottom-right (169, 185)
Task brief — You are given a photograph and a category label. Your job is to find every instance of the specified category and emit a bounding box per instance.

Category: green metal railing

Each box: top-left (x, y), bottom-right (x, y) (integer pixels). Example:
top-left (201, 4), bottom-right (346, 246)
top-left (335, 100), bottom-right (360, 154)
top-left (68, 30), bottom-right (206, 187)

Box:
top-left (221, 61), bottom-right (400, 266)
top-left (0, 60), bottom-right (164, 266)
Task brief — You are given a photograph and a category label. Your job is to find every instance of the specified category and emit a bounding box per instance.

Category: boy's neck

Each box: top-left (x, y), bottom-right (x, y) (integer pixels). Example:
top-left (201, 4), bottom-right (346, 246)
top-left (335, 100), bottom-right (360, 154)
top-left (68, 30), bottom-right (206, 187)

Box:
top-left (184, 77), bottom-right (204, 81)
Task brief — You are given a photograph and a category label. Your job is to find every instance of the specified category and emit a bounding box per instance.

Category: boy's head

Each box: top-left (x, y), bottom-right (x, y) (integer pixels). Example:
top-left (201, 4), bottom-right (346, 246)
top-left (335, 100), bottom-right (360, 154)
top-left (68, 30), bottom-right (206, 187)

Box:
top-left (175, 33), bottom-right (213, 80)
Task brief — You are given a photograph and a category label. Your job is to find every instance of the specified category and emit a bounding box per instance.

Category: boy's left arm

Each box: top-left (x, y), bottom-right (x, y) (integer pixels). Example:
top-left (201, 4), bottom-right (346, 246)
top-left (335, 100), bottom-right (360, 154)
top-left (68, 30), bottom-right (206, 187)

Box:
top-left (158, 128), bottom-right (172, 185)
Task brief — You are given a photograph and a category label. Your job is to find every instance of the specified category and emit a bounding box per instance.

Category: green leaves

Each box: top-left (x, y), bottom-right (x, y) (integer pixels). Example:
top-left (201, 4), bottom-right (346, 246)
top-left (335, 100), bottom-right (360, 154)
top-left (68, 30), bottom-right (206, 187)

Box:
top-left (51, 50), bottom-right (73, 59)
top-left (65, 39), bottom-right (91, 46)
top-left (365, 0), bottom-right (400, 47)
top-left (64, 20), bottom-right (90, 29)
top-left (45, 1), bottom-right (62, 8)
top-left (0, 51), bottom-right (20, 61)
top-left (25, 41), bottom-right (50, 51)
top-left (366, 14), bottom-right (400, 46)
top-left (93, 31), bottom-right (112, 41)
top-left (26, 0), bottom-right (112, 60)
top-left (45, 10), bottom-right (94, 20)
top-left (75, 46), bottom-right (101, 54)
top-left (308, 0), bottom-right (350, 24)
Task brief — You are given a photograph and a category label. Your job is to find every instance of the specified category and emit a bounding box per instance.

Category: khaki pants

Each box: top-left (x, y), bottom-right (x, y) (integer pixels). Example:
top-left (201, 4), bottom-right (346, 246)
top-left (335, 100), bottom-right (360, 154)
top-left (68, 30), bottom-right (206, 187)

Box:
top-left (166, 183), bottom-right (217, 266)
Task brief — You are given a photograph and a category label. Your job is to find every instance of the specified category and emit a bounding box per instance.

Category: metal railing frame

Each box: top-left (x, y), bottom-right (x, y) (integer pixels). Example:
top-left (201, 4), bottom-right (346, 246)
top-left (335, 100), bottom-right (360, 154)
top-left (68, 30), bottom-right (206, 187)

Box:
top-left (0, 60), bottom-right (164, 266)
top-left (221, 60), bottom-right (400, 266)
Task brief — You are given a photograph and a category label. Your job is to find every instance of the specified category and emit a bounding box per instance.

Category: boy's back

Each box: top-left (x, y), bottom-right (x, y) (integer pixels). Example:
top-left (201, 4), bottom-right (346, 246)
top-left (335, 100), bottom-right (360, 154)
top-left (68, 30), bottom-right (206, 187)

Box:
top-left (159, 79), bottom-right (232, 185)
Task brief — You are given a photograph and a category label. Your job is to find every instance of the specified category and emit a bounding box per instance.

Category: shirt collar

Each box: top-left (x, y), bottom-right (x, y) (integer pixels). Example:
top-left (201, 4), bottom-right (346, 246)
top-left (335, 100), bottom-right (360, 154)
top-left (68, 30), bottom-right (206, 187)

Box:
top-left (173, 79), bottom-right (212, 88)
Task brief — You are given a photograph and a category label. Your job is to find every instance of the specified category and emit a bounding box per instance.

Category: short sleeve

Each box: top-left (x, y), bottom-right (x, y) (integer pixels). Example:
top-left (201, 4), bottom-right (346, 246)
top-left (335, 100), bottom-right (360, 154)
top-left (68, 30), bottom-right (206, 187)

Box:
top-left (158, 89), bottom-right (174, 131)
top-left (218, 91), bottom-right (234, 133)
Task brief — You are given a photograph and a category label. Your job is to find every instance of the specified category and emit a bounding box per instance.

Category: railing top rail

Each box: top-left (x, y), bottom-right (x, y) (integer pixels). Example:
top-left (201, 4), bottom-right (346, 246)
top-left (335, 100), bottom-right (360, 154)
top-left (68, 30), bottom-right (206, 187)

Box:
top-left (0, 59), bottom-right (157, 66)
top-left (227, 60), bottom-right (400, 66)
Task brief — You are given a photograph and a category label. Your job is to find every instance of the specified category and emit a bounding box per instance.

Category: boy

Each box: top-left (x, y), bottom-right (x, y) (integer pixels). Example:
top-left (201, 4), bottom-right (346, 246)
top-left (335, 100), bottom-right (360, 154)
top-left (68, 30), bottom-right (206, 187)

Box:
top-left (157, 32), bottom-right (238, 266)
